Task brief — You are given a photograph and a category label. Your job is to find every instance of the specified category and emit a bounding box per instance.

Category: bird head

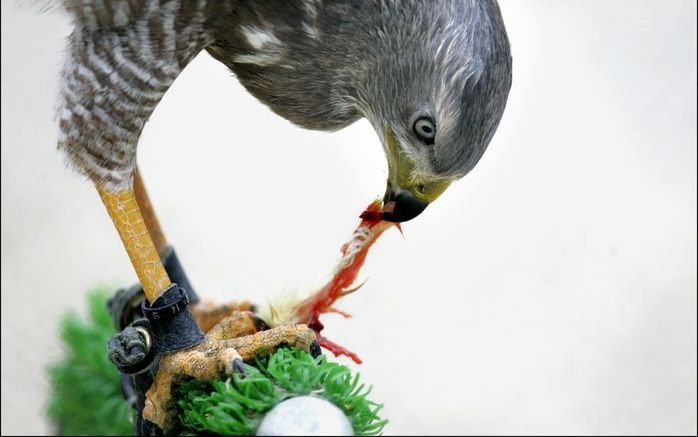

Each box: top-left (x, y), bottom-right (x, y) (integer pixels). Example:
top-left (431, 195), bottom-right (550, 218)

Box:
top-left (354, 1), bottom-right (513, 222)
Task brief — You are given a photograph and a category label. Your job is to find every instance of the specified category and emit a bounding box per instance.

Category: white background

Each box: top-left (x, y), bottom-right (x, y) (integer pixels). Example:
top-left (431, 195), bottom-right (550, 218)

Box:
top-left (2, 0), bottom-right (696, 434)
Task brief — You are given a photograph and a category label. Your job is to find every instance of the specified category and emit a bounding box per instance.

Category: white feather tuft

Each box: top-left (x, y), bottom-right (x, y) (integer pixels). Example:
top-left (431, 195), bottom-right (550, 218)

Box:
top-left (259, 289), bottom-right (307, 328)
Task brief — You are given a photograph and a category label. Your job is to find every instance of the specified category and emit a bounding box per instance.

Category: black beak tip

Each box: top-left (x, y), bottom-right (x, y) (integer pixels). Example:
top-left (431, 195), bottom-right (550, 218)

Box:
top-left (381, 189), bottom-right (429, 223)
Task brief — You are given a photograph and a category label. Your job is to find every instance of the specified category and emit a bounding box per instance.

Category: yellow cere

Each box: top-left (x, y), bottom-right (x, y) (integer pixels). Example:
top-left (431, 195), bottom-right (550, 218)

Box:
top-left (385, 128), bottom-right (452, 204)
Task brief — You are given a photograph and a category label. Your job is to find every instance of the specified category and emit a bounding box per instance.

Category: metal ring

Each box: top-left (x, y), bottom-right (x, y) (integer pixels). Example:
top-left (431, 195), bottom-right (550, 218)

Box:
top-left (135, 326), bottom-right (152, 354)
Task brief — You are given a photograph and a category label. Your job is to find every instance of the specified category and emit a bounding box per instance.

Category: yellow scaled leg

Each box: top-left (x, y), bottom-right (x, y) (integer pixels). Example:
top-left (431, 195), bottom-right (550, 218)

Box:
top-left (97, 182), bottom-right (171, 303)
top-left (133, 168), bottom-right (168, 257)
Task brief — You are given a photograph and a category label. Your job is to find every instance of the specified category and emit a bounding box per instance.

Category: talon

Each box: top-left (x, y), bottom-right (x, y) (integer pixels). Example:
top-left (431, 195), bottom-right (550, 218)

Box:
top-left (233, 358), bottom-right (246, 375)
top-left (222, 350), bottom-right (247, 376)
top-left (254, 315), bottom-right (269, 332)
top-left (309, 340), bottom-right (322, 358)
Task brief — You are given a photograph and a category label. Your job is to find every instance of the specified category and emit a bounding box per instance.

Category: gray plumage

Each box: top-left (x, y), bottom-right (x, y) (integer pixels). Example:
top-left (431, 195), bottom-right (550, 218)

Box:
top-left (56, 0), bottom-right (512, 189)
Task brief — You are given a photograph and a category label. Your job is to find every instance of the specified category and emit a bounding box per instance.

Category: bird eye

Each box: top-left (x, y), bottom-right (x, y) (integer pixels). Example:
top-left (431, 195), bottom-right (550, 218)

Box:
top-left (413, 117), bottom-right (436, 145)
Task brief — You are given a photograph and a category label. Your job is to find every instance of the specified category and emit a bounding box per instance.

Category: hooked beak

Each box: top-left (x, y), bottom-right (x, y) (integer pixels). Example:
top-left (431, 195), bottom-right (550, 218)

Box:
top-left (380, 185), bottom-right (429, 222)
top-left (380, 128), bottom-right (452, 223)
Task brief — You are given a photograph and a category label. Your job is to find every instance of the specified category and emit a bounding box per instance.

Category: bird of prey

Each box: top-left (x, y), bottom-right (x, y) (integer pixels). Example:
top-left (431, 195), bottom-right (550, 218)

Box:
top-left (54, 0), bottom-right (512, 431)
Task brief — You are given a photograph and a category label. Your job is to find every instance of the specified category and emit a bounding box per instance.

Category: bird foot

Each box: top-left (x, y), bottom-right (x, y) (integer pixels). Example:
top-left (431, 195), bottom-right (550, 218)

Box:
top-left (142, 314), bottom-right (318, 431)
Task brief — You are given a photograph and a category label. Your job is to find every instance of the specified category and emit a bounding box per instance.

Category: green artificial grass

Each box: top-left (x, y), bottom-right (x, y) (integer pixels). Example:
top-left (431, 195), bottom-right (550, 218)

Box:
top-left (178, 348), bottom-right (387, 436)
top-left (47, 290), bottom-right (387, 436)
top-left (47, 291), bottom-right (133, 435)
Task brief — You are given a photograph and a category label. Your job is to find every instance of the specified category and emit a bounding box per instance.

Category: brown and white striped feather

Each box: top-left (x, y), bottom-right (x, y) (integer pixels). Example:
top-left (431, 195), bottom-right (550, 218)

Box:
top-left (56, 0), bottom-right (229, 189)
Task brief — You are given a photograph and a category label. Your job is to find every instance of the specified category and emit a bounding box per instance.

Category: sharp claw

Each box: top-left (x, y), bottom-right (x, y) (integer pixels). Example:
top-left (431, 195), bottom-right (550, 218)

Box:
top-left (253, 315), bottom-right (269, 332)
top-left (309, 340), bottom-right (322, 359)
top-left (232, 358), bottom-right (246, 375)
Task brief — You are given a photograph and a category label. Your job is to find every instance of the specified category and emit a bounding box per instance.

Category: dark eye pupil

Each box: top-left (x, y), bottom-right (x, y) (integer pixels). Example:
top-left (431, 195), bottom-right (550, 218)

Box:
top-left (413, 117), bottom-right (436, 144)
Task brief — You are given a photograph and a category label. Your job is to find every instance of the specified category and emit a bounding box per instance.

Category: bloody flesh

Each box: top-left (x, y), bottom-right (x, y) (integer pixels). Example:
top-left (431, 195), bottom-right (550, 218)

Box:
top-left (294, 200), bottom-right (396, 364)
